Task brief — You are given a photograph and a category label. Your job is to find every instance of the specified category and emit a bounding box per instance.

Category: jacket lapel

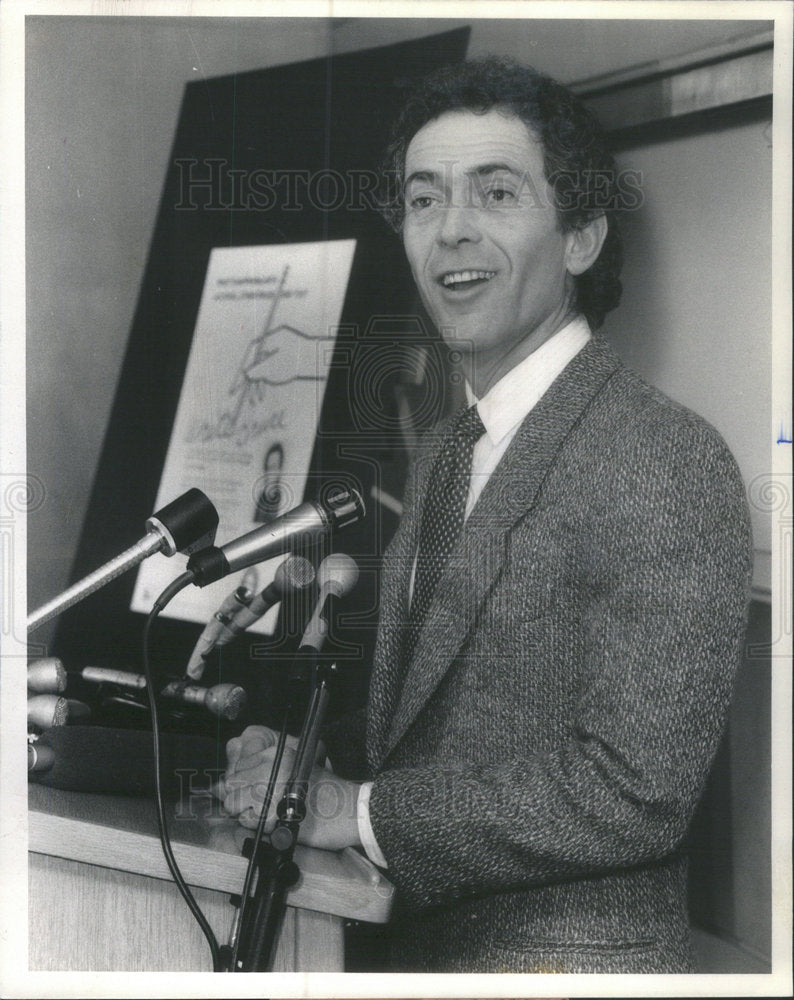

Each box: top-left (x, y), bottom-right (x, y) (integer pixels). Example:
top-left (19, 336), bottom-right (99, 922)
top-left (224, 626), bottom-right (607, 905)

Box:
top-left (365, 419), bottom-right (449, 772)
top-left (371, 337), bottom-right (623, 769)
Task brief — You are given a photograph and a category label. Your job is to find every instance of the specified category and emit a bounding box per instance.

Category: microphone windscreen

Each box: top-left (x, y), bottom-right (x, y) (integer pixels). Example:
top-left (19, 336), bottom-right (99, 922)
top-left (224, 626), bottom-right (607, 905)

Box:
top-left (204, 684), bottom-right (247, 721)
top-left (276, 554), bottom-right (316, 594)
top-left (29, 726), bottom-right (224, 797)
top-left (316, 552), bottom-right (359, 596)
top-left (28, 694), bottom-right (69, 729)
top-left (27, 657), bottom-right (67, 694)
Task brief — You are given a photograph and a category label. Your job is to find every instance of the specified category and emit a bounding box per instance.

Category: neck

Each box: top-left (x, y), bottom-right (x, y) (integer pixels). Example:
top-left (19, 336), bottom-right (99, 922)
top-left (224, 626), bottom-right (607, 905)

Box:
top-left (467, 305), bottom-right (579, 399)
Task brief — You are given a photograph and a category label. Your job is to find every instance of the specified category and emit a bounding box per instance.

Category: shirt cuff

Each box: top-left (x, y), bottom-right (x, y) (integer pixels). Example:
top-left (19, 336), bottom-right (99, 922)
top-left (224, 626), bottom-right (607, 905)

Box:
top-left (356, 780), bottom-right (388, 869)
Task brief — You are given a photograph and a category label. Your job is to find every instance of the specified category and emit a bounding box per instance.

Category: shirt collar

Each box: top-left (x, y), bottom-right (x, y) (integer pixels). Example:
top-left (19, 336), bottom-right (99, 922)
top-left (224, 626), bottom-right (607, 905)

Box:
top-left (465, 315), bottom-right (592, 446)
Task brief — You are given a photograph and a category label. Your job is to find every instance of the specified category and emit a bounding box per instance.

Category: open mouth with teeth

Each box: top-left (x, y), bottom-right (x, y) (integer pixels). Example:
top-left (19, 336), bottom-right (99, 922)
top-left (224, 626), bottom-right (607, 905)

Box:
top-left (439, 269), bottom-right (496, 291)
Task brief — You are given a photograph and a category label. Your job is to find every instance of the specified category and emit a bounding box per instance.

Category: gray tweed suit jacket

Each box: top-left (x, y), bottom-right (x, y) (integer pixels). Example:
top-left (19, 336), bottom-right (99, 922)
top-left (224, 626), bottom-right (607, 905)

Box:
top-left (326, 336), bottom-right (752, 973)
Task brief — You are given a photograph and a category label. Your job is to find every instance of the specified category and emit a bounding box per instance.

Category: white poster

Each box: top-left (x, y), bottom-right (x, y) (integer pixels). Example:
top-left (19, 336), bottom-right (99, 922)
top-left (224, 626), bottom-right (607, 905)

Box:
top-left (131, 239), bottom-right (357, 630)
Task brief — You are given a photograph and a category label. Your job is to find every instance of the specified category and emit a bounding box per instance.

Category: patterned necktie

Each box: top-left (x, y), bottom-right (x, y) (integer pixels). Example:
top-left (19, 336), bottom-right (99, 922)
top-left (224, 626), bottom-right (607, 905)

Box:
top-left (406, 404), bottom-right (486, 655)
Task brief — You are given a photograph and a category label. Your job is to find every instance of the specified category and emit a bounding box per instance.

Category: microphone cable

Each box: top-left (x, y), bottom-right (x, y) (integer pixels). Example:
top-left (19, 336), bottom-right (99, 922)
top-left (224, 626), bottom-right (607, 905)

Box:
top-left (227, 708), bottom-right (292, 971)
top-left (141, 551), bottom-right (342, 970)
top-left (142, 570), bottom-right (222, 972)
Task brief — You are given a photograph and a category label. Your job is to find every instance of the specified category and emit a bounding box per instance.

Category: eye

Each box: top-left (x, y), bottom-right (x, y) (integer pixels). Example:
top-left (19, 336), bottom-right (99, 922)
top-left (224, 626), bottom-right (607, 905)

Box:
top-left (484, 186), bottom-right (515, 205)
top-left (406, 191), bottom-right (441, 212)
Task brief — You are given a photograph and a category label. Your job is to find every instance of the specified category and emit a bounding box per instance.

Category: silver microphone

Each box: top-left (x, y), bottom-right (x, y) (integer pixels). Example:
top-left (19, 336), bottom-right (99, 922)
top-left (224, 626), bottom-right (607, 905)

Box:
top-left (80, 666), bottom-right (148, 690)
top-left (185, 556), bottom-right (316, 680)
top-left (28, 489), bottom-right (219, 631)
top-left (299, 553), bottom-right (360, 656)
top-left (186, 487), bottom-right (364, 587)
top-left (28, 694), bottom-right (69, 730)
top-left (226, 555), bottom-right (316, 637)
top-left (79, 666), bottom-right (245, 720)
top-left (184, 586), bottom-right (255, 681)
top-left (27, 657), bottom-right (67, 694)
top-left (160, 681), bottom-right (247, 721)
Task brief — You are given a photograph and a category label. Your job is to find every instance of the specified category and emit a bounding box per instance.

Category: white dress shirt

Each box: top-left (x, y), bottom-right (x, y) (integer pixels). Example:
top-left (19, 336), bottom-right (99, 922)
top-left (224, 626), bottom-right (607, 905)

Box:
top-left (357, 315), bottom-right (592, 867)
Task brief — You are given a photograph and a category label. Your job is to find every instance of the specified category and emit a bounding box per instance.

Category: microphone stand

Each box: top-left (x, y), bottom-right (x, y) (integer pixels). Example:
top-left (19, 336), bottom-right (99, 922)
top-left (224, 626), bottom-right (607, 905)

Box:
top-left (27, 488), bottom-right (218, 631)
top-left (231, 658), bottom-right (337, 972)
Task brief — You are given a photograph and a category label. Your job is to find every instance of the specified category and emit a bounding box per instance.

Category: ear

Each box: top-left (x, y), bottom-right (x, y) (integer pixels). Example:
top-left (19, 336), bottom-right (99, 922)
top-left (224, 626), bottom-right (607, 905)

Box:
top-left (565, 214), bottom-right (608, 276)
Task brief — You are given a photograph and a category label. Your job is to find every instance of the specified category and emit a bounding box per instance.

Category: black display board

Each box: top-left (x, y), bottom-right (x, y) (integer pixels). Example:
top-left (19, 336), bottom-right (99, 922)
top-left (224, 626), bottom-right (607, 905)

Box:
top-left (53, 28), bottom-right (471, 727)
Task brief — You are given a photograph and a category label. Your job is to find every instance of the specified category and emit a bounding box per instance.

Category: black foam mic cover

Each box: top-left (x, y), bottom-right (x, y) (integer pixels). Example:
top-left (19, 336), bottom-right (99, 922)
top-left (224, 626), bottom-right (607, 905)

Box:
top-left (28, 726), bottom-right (224, 797)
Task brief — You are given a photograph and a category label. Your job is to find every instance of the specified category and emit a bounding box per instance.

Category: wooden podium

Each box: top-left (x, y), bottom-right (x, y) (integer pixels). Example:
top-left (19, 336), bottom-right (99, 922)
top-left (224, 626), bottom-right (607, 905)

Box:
top-left (28, 783), bottom-right (393, 971)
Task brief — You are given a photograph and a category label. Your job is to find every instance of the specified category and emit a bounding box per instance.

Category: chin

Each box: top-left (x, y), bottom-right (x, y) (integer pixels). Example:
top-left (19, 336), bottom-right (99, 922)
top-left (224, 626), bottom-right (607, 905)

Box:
top-left (442, 336), bottom-right (480, 360)
top-left (435, 320), bottom-right (480, 351)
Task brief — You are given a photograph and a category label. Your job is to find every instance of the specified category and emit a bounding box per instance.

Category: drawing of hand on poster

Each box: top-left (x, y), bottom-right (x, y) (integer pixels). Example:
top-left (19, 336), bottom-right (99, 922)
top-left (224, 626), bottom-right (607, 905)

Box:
top-left (131, 240), bottom-right (357, 632)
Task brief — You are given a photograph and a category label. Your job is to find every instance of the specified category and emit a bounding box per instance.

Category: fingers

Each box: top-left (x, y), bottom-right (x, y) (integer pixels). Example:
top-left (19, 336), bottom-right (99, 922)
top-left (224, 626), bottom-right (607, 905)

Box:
top-left (238, 725), bottom-right (277, 758)
top-left (222, 743), bottom-right (295, 825)
top-left (237, 806), bottom-right (260, 829)
top-left (222, 779), bottom-right (264, 817)
top-left (210, 776), bottom-right (228, 800)
top-left (225, 744), bottom-right (287, 791)
top-left (225, 725), bottom-right (278, 780)
top-left (224, 737), bottom-right (244, 777)
top-left (220, 727), bottom-right (305, 831)
top-left (232, 745), bottom-right (270, 776)
top-left (222, 776), bottom-right (277, 834)
top-left (238, 725), bottom-right (277, 747)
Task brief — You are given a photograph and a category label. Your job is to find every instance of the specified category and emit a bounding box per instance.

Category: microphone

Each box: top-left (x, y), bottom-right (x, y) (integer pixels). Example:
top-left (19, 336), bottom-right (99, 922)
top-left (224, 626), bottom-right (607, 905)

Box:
top-left (186, 486), bottom-right (364, 587)
top-left (28, 694), bottom-right (69, 730)
top-left (27, 488), bottom-right (219, 631)
top-left (224, 556), bottom-right (316, 638)
top-left (67, 699), bottom-right (92, 723)
top-left (298, 553), bottom-right (360, 659)
top-left (79, 667), bottom-right (245, 720)
top-left (185, 555), bottom-right (316, 680)
top-left (183, 586), bottom-right (256, 681)
top-left (28, 742), bottom-right (56, 773)
top-left (28, 726), bottom-right (222, 796)
top-left (27, 658), bottom-right (67, 694)
top-left (80, 666), bottom-right (148, 690)
top-left (160, 681), bottom-right (247, 721)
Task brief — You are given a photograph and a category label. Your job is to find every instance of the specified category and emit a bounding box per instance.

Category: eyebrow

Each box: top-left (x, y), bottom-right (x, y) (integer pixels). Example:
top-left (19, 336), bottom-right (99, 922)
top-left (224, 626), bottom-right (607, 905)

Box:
top-left (403, 169), bottom-right (438, 190)
top-left (403, 162), bottom-right (523, 192)
top-left (471, 163), bottom-right (521, 179)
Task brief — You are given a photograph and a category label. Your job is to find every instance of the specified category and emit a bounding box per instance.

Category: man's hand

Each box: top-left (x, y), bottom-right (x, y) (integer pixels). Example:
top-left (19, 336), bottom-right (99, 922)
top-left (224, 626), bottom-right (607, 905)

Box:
top-left (214, 725), bottom-right (362, 852)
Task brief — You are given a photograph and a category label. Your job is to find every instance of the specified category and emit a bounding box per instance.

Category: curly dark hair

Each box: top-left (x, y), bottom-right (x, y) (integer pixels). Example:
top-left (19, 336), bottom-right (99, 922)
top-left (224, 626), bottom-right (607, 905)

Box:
top-left (380, 57), bottom-right (623, 329)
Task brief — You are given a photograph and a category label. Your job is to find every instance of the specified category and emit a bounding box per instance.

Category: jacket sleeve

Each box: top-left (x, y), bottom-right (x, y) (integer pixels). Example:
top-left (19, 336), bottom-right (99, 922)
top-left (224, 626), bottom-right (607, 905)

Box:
top-left (321, 705), bottom-right (370, 781)
top-left (367, 415), bottom-right (753, 910)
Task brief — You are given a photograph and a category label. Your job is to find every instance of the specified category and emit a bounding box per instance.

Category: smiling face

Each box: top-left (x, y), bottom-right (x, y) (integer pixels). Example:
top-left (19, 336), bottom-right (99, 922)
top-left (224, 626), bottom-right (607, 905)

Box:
top-left (402, 108), bottom-right (580, 395)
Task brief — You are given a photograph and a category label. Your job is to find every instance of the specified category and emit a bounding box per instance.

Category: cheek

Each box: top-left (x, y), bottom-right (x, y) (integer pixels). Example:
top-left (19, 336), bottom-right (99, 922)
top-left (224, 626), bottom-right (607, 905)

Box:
top-left (513, 231), bottom-right (568, 291)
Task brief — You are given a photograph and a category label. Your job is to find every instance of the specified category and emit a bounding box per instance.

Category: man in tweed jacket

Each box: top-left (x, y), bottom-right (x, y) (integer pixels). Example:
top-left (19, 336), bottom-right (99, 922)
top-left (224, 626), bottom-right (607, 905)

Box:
top-left (218, 59), bottom-right (752, 973)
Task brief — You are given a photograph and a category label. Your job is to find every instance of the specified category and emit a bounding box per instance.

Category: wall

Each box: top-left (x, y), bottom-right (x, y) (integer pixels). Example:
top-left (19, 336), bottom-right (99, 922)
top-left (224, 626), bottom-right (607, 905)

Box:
top-left (609, 121), bottom-right (772, 594)
top-left (331, 16), bottom-right (767, 82)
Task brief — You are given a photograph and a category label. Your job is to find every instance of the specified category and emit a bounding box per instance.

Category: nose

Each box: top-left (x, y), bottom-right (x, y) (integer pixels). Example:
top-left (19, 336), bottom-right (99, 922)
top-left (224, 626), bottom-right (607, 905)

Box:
top-left (436, 203), bottom-right (481, 248)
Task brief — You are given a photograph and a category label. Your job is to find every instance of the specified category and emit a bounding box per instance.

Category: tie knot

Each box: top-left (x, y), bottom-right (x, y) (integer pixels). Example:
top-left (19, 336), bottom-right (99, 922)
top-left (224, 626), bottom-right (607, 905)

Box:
top-left (454, 404), bottom-right (486, 446)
